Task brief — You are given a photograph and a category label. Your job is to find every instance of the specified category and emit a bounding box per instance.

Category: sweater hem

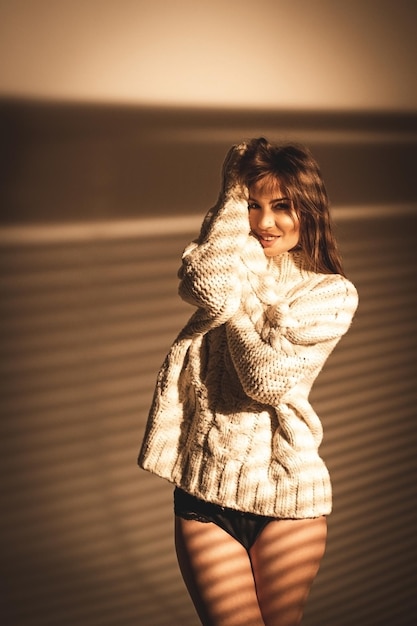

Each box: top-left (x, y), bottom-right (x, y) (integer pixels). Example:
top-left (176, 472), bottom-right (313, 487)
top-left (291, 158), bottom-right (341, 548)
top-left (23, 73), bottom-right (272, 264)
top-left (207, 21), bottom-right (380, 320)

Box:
top-left (139, 455), bottom-right (332, 519)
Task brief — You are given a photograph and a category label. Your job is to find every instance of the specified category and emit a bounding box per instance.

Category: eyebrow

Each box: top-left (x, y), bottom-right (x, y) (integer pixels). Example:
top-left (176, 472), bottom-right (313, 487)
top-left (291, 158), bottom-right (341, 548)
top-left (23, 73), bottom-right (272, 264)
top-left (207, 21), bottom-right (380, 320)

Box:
top-left (248, 196), bottom-right (291, 203)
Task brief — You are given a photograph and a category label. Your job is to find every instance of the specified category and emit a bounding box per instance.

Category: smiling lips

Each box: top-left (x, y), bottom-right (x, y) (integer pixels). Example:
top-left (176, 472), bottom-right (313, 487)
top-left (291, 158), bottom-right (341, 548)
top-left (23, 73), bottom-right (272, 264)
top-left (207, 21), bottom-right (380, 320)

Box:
top-left (255, 232), bottom-right (281, 248)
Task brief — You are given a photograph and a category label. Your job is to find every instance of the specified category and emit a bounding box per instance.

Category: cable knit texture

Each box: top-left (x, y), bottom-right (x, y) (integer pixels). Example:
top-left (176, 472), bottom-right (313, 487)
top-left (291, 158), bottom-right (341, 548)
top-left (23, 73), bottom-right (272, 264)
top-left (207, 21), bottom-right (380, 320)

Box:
top-left (138, 151), bottom-right (358, 518)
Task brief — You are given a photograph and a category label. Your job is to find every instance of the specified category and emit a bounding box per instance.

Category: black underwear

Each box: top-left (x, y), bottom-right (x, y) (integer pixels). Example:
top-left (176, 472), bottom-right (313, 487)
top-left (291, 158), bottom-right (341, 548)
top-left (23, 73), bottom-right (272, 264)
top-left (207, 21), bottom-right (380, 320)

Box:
top-left (174, 487), bottom-right (277, 551)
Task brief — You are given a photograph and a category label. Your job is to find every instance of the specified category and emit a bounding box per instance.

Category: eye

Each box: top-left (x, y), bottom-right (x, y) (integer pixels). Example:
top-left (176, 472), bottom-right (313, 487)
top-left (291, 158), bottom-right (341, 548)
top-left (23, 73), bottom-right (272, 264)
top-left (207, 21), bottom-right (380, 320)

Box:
top-left (272, 202), bottom-right (291, 211)
top-left (247, 202), bottom-right (260, 210)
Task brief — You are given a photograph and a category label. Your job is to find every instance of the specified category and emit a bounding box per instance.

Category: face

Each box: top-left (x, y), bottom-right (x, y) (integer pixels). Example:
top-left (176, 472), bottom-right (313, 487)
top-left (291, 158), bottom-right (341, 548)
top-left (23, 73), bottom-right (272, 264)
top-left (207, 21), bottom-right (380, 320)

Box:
top-left (248, 177), bottom-right (300, 257)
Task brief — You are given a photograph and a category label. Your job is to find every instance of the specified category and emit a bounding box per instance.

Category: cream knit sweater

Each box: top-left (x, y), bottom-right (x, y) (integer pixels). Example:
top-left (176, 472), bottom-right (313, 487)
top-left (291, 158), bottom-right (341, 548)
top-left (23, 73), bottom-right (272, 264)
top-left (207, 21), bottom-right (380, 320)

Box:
top-left (138, 176), bottom-right (358, 519)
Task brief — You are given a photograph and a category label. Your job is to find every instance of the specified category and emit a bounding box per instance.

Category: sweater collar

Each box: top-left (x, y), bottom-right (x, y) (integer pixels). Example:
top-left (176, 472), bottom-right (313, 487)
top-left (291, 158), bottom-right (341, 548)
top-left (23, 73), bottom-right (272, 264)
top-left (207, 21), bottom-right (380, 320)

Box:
top-left (243, 250), bottom-right (311, 306)
top-left (267, 251), bottom-right (309, 284)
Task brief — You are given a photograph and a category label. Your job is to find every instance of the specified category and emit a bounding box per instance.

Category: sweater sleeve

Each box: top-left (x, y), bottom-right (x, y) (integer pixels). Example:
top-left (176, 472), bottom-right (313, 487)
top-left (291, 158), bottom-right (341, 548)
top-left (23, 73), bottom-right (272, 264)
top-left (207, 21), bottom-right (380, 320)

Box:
top-left (177, 196), bottom-right (248, 323)
top-left (177, 144), bottom-right (252, 325)
top-left (225, 274), bottom-right (358, 404)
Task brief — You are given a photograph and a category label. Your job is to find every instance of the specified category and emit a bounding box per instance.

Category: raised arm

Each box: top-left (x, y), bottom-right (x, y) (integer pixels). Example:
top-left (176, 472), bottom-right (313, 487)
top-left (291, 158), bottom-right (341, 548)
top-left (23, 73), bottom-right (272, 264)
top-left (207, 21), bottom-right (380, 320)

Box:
top-left (178, 144), bottom-right (251, 325)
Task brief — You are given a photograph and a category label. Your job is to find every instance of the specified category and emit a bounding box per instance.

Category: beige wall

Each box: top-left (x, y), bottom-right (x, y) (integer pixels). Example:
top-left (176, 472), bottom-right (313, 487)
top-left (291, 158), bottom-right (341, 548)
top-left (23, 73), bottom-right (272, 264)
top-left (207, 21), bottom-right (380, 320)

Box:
top-left (2, 197), bottom-right (416, 626)
top-left (0, 0), bottom-right (416, 110)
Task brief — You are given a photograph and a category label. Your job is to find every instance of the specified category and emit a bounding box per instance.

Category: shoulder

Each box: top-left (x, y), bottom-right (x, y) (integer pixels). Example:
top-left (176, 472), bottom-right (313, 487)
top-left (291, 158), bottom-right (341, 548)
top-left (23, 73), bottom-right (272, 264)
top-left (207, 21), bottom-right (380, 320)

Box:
top-left (309, 273), bottom-right (358, 302)
top-left (289, 269), bottom-right (357, 302)
top-left (287, 272), bottom-right (359, 328)
top-left (318, 274), bottom-right (358, 316)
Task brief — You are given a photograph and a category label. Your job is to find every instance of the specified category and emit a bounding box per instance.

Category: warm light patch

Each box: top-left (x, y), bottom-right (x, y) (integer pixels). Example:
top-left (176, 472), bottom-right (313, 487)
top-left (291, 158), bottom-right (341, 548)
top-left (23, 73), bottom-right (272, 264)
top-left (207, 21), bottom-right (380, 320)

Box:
top-left (0, 0), bottom-right (416, 110)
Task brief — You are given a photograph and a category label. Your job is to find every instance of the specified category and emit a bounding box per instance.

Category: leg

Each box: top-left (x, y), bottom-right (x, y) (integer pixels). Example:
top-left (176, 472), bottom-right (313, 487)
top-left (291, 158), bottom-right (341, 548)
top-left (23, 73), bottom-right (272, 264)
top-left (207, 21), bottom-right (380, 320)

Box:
top-left (175, 516), bottom-right (265, 626)
top-left (250, 517), bottom-right (327, 626)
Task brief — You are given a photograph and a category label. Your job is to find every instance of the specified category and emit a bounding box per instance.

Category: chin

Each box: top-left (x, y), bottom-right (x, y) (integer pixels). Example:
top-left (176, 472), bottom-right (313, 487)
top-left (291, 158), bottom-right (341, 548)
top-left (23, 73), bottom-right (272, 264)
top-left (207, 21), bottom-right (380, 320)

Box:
top-left (263, 248), bottom-right (282, 258)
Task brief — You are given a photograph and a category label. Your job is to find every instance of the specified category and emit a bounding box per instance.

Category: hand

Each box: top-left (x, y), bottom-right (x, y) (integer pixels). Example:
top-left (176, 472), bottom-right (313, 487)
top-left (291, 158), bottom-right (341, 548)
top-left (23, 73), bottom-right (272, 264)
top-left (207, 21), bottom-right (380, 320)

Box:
top-left (220, 142), bottom-right (248, 201)
top-left (197, 143), bottom-right (249, 245)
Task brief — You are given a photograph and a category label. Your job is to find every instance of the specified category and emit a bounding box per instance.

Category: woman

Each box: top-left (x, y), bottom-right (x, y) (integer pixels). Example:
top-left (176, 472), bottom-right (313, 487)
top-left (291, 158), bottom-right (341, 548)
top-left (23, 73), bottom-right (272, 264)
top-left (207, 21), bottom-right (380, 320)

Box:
top-left (139, 138), bottom-right (358, 625)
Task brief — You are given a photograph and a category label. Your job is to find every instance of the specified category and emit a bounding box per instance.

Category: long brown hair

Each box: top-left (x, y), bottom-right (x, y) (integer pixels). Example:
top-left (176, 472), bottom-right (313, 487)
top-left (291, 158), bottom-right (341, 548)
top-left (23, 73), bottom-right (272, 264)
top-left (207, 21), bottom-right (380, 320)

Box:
top-left (238, 137), bottom-right (345, 276)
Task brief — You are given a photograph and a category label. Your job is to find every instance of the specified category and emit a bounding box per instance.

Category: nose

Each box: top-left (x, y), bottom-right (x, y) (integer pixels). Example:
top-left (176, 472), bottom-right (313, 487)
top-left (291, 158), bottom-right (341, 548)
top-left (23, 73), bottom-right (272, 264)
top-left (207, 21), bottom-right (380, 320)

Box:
top-left (257, 208), bottom-right (275, 230)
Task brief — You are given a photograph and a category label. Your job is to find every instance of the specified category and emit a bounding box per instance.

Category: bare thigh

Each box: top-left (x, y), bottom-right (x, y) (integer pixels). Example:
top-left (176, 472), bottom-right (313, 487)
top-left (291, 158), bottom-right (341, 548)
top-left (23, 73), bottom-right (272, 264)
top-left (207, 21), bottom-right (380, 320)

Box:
top-left (175, 516), bottom-right (265, 626)
top-left (250, 516), bottom-right (327, 626)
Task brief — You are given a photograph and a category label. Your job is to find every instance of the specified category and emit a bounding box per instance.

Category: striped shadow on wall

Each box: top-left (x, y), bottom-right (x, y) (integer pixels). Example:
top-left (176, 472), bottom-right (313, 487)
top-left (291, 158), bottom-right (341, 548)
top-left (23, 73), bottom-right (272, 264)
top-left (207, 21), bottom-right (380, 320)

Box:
top-left (1, 203), bottom-right (416, 626)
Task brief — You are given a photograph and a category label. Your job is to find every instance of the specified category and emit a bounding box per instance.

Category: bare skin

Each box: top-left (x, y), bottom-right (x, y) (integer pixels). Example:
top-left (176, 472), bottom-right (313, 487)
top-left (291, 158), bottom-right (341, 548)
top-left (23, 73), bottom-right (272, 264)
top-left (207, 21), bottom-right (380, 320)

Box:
top-left (175, 515), bottom-right (327, 626)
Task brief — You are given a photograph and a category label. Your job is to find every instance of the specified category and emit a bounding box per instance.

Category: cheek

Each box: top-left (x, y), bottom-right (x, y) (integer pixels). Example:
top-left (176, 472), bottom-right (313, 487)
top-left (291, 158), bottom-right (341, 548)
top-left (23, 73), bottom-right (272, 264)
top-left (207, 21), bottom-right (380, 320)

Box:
top-left (281, 214), bottom-right (299, 235)
top-left (288, 213), bottom-right (300, 236)
top-left (292, 224), bottom-right (301, 245)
